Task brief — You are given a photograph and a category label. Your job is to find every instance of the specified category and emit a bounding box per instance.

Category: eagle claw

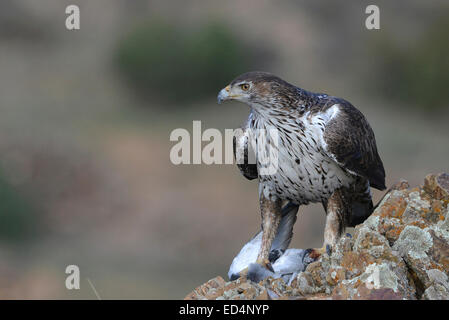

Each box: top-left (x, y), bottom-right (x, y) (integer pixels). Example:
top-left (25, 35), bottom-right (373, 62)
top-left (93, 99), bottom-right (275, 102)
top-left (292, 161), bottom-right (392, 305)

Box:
top-left (269, 249), bottom-right (284, 263)
top-left (326, 244), bottom-right (332, 256)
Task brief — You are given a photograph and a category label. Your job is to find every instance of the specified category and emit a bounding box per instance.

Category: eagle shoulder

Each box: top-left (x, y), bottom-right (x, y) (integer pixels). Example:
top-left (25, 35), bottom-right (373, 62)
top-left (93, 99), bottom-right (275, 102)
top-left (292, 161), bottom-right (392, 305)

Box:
top-left (321, 99), bottom-right (386, 190)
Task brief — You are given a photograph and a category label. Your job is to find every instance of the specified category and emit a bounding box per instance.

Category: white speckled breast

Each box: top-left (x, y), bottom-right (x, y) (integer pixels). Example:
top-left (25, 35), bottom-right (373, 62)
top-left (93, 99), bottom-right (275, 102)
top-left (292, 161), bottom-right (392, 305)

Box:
top-left (249, 106), bottom-right (354, 205)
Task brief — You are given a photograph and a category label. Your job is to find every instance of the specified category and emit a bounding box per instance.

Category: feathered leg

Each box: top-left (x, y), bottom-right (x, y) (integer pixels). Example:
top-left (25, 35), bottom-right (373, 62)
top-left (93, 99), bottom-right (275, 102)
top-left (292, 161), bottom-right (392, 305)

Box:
top-left (323, 189), bottom-right (346, 248)
top-left (306, 188), bottom-right (346, 260)
top-left (257, 195), bottom-right (283, 265)
top-left (239, 194), bottom-right (282, 279)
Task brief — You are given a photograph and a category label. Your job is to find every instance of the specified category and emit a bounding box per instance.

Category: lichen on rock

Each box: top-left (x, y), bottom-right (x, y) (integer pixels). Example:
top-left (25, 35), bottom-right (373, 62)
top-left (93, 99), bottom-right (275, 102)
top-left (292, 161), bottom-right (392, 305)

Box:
top-left (185, 173), bottom-right (449, 300)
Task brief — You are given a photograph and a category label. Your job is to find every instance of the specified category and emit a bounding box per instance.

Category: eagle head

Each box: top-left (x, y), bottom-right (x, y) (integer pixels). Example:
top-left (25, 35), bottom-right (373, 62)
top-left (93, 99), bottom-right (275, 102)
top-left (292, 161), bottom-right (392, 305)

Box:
top-left (217, 71), bottom-right (297, 109)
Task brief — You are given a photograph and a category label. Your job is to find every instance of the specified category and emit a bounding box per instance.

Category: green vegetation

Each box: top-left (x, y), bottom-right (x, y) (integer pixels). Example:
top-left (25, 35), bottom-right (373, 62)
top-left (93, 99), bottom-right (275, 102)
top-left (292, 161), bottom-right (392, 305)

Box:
top-left (372, 16), bottom-right (449, 111)
top-left (115, 21), bottom-right (267, 104)
top-left (0, 173), bottom-right (39, 242)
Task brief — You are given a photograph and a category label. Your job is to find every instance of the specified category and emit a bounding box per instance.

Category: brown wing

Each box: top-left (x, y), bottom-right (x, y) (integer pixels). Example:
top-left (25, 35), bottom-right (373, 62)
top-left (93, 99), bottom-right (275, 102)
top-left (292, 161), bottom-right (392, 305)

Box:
top-left (233, 125), bottom-right (258, 180)
top-left (323, 99), bottom-right (386, 190)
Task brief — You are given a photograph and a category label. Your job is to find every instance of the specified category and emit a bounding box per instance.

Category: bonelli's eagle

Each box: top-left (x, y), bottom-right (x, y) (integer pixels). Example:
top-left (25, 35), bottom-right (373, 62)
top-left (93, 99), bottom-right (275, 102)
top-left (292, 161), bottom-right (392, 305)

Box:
top-left (218, 72), bottom-right (385, 278)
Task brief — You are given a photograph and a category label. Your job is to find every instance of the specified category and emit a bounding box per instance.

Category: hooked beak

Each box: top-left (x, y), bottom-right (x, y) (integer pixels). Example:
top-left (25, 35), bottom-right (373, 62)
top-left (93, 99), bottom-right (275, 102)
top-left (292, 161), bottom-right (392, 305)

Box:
top-left (217, 85), bottom-right (231, 104)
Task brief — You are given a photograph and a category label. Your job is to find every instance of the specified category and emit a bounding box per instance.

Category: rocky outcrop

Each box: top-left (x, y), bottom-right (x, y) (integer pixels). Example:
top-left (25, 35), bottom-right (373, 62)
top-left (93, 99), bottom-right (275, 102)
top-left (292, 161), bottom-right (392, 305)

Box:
top-left (185, 173), bottom-right (449, 300)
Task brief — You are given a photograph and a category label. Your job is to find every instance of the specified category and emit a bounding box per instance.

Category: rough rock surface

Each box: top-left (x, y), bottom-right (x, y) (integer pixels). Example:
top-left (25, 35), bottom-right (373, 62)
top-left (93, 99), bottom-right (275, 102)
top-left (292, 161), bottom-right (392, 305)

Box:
top-left (185, 173), bottom-right (449, 300)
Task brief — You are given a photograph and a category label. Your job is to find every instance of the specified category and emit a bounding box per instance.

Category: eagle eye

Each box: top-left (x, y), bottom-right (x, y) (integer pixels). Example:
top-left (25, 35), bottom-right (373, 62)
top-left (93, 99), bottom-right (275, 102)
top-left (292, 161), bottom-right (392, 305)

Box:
top-left (240, 83), bottom-right (250, 91)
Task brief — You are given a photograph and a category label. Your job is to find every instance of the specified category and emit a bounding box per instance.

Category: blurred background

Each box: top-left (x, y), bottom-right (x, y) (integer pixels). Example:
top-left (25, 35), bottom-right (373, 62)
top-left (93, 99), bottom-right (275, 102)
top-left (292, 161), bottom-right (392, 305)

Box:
top-left (0, 0), bottom-right (448, 299)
